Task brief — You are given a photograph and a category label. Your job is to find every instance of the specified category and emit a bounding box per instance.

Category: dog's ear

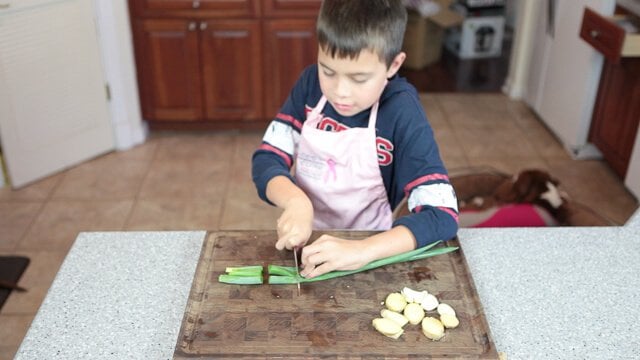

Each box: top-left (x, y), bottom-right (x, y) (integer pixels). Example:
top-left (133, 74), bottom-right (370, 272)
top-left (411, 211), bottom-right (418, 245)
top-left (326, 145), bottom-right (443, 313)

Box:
top-left (493, 176), bottom-right (519, 203)
top-left (512, 171), bottom-right (537, 202)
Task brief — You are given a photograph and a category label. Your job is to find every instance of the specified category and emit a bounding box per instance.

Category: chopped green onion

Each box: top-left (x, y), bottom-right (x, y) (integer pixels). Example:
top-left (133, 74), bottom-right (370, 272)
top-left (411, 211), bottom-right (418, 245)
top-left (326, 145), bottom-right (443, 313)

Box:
top-left (218, 274), bottom-right (263, 285)
top-left (224, 265), bottom-right (263, 277)
top-left (267, 264), bottom-right (297, 277)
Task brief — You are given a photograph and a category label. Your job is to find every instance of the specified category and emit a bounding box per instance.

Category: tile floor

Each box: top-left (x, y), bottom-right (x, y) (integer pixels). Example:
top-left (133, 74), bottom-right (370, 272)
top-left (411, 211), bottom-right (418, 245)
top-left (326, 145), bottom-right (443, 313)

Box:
top-left (1, 93), bottom-right (638, 358)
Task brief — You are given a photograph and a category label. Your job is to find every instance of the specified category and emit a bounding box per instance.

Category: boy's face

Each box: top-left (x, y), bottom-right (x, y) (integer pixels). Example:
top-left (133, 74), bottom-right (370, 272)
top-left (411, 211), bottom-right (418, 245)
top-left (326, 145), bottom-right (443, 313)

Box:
top-left (317, 47), bottom-right (405, 117)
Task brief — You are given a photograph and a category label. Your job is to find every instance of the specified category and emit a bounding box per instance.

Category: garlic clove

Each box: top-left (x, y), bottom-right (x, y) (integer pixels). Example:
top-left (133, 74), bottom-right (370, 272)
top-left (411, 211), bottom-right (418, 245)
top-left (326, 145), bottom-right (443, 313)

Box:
top-left (420, 293), bottom-right (439, 311)
top-left (403, 302), bottom-right (426, 325)
top-left (385, 292), bottom-right (407, 312)
top-left (381, 309), bottom-right (409, 327)
top-left (372, 318), bottom-right (404, 339)
top-left (440, 313), bottom-right (460, 329)
top-left (401, 287), bottom-right (425, 303)
top-left (437, 303), bottom-right (456, 317)
top-left (421, 317), bottom-right (445, 341)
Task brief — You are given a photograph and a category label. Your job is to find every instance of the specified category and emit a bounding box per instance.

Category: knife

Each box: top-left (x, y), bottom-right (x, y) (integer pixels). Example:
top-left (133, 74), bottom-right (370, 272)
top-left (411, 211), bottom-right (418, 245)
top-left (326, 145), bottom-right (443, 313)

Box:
top-left (293, 246), bottom-right (301, 296)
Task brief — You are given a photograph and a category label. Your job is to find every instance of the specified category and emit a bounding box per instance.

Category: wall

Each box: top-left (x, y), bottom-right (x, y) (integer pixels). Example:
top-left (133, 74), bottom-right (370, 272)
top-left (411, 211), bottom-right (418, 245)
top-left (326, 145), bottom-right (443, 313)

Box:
top-left (94, 0), bottom-right (147, 150)
top-left (626, 130), bottom-right (640, 199)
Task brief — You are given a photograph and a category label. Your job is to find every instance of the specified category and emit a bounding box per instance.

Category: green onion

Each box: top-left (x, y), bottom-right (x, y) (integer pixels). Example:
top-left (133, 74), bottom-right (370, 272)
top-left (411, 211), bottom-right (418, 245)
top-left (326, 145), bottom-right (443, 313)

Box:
top-left (217, 265), bottom-right (264, 284)
top-left (224, 265), bottom-right (263, 277)
top-left (218, 274), bottom-right (263, 285)
top-left (267, 240), bottom-right (458, 284)
top-left (267, 264), bottom-right (298, 277)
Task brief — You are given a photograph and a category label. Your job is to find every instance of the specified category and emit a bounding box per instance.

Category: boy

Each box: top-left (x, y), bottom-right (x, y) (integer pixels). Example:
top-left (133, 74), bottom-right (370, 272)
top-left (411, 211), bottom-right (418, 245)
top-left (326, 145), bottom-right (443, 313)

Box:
top-left (252, 0), bottom-right (458, 279)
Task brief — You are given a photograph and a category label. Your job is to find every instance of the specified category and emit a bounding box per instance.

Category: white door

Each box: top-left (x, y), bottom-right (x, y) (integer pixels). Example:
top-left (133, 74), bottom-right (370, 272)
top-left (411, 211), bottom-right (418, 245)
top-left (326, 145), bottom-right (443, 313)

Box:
top-left (0, 0), bottom-right (114, 188)
top-left (527, 0), bottom-right (614, 156)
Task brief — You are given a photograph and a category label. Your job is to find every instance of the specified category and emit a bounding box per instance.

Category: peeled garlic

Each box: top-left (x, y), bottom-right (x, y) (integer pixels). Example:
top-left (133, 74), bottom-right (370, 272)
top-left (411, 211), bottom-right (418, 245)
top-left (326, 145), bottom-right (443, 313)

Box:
top-left (372, 318), bottom-right (404, 339)
top-left (420, 293), bottom-right (439, 311)
top-left (401, 287), bottom-right (426, 303)
top-left (437, 303), bottom-right (456, 317)
top-left (381, 309), bottom-right (409, 327)
top-left (421, 317), bottom-right (445, 341)
top-left (403, 302), bottom-right (425, 325)
top-left (385, 292), bottom-right (407, 312)
top-left (440, 313), bottom-right (460, 329)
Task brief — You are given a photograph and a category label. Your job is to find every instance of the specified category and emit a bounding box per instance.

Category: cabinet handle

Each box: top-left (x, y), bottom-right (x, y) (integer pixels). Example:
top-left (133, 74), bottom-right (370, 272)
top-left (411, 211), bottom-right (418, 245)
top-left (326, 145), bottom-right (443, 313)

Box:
top-left (192, 0), bottom-right (200, 9)
top-left (590, 30), bottom-right (600, 39)
top-left (199, 22), bottom-right (208, 31)
top-left (188, 22), bottom-right (197, 31)
top-left (0, 3), bottom-right (10, 9)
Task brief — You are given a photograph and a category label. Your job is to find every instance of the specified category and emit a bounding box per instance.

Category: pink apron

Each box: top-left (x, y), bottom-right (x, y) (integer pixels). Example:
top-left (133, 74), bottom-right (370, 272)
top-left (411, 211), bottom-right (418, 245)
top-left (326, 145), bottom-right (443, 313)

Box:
top-left (295, 95), bottom-right (393, 230)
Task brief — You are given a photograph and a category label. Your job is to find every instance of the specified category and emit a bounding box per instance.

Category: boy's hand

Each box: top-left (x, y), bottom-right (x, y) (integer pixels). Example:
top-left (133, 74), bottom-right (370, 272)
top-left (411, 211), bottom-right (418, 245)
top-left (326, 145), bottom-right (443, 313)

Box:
top-left (275, 196), bottom-right (313, 250)
top-left (299, 235), bottom-right (372, 278)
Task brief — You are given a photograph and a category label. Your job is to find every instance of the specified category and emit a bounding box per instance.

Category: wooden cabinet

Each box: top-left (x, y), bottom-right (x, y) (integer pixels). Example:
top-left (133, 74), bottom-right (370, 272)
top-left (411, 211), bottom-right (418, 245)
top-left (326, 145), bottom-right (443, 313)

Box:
top-left (263, 19), bottom-right (318, 117)
top-left (132, 19), bottom-right (202, 121)
top-left (580, 7), bottom-right (640, 178)
top-left (588, 58), bottom-right (640, 178)
top-left (130, 0), bottom-right (259, 17)
top-left (200, 20), bottom-right (263, 120)
top-left (128, 0), bottom-right (321, 129)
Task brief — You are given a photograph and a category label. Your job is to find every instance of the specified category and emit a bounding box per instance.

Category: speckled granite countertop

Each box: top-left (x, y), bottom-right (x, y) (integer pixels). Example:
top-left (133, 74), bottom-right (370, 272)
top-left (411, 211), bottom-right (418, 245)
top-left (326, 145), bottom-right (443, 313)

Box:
top-left (15, 231), bottom-right (205, 360)
top-left (15, 213), bottom-right (640, 359)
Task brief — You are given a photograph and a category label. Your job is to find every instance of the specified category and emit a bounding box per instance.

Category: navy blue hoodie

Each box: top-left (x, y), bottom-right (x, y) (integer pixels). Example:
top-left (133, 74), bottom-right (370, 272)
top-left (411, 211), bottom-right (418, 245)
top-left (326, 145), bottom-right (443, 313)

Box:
top-left (252, 64), bottom-right (458, 248)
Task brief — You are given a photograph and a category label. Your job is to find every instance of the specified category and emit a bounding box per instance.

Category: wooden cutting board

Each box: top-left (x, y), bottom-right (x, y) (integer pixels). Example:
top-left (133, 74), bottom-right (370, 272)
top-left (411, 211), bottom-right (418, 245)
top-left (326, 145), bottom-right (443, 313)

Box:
top-left (174, 231), bottom-right (499, 359)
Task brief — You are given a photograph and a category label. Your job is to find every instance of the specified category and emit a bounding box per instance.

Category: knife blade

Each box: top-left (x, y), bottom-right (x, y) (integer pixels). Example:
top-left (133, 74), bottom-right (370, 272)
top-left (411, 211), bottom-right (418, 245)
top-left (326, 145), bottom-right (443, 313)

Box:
top-left (293, 246), bottom-right (301, 296)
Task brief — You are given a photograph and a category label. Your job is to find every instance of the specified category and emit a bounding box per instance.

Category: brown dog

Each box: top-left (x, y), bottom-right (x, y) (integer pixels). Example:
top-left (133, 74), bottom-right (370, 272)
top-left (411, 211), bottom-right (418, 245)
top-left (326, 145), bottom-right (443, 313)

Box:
top-left (458, 169), bottom-right (611, 226)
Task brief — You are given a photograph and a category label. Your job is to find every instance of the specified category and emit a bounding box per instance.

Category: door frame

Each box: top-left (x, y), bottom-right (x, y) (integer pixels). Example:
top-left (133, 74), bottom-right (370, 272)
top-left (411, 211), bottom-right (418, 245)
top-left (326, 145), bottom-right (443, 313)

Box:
top-left (93, 0), bottom-right (148, 151)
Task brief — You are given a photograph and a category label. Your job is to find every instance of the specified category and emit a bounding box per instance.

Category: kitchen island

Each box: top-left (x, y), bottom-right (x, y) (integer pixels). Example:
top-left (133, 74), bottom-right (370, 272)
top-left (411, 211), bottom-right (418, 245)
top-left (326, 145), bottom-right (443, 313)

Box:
top-left (15, 212), bottom-right (640, 359)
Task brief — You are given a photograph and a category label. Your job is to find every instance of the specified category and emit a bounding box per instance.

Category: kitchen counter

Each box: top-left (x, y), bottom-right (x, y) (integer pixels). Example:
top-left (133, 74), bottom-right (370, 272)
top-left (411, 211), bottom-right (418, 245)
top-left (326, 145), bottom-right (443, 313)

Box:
top-left (15, 215), bottom-right (640, 359)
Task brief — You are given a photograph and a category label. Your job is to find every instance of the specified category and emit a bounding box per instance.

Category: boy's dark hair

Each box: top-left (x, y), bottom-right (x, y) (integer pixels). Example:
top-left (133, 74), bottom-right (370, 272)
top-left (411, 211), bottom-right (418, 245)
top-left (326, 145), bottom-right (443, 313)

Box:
top-left (317, 0), bottom-right (407, 67)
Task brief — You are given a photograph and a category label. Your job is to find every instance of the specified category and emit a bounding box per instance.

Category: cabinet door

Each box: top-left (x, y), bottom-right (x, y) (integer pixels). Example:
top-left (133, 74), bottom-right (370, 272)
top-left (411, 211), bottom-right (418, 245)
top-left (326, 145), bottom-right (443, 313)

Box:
top-left (132, 19), bottom-right (203, 121)
top-left (588, 59), bottom-right (640, 178)
top-left (263, 0), bottom-right (321, 17)
top-left (263, 19), bottom-right (318, 118)
top-left (200, 20), bottom-right (263, 121)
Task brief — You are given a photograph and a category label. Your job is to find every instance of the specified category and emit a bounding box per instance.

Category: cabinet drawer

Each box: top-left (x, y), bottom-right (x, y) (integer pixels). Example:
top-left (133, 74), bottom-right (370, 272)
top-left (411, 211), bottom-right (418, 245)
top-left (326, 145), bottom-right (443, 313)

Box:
top-left (580, 7), bottom-right (640, 63)
top-left (262, 0), bottom-right (321, 18)
top-left (130, 0), bottom-right (260, 18)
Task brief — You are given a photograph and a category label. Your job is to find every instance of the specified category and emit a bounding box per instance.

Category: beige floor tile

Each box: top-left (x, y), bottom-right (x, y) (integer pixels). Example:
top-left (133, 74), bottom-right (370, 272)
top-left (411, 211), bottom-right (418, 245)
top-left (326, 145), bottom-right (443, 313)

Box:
top-left (454, 123), bottom-right (538, 159)
top-left (0, 172), bottom-right (64, 202)
top-left (139, 159), bottom-right (230, 199)
top-left (1, 346), bottom-right (19, 360)
top-left (8, 251), bottom-right (67, 287)
top-left (546, 159), bottom-right (638, 224)
top-left (125, 198), bottom-right (222, 230)
top-left (464, 156), bottom-right (550, 176)
top-left (219, 181), bottom-right (281, 230)
top-left (0, 314), bottom-right (34, 351)
top-left (0, 203), bottom-right (42, 251)
top-left (220, 131), bottom-right (281, 230)
top-left (441, 156), bottom-right (470, 172)
top-left (17, 200), bottom-right (133, 252)
top-left (154, 131), bottom-right (237, 162)
top-left (420, 94), bottom-right (449, 129)
top-left (1, 286), bottom-right (49, 316)
top-left (434, 126), bottom-right (465, 159)
top-left (51, 156), bottom-right (150, 200)
top-left (512, 113), bottom-right (571, 160)
top-left (106, 138), bottom-right (159, 162)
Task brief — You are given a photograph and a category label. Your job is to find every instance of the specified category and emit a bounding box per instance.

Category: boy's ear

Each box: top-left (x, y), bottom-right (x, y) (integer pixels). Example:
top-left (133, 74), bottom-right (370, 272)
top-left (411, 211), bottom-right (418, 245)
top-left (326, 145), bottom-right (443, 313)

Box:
top-left (386, 52), bottom-right (406, 78)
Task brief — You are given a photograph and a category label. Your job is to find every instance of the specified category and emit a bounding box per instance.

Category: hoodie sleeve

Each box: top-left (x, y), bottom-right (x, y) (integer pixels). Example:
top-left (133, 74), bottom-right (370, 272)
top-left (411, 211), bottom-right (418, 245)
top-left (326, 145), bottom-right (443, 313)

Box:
top-left (387, 93), bottom-right (459, 248)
